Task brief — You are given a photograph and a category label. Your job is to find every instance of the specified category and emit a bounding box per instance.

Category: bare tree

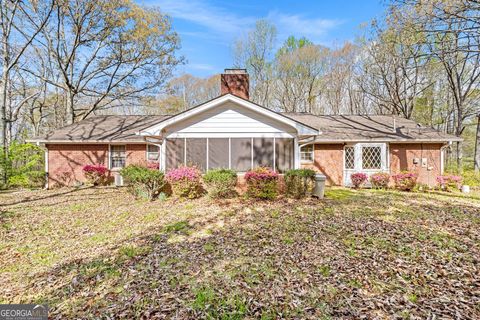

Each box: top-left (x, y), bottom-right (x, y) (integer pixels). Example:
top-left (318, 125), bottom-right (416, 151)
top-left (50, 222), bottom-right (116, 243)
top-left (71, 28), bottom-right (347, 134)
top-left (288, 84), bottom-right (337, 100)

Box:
top-left (360, 10), bottom-right (432, 119)
top-left (25, 0), bottom-right (182, 125)
top-left (274, 37), bottom-right (330, 113)
top-left (233, 20), bottom-right (277, 107)
top-left (0, 0), bottom-right (53, 183)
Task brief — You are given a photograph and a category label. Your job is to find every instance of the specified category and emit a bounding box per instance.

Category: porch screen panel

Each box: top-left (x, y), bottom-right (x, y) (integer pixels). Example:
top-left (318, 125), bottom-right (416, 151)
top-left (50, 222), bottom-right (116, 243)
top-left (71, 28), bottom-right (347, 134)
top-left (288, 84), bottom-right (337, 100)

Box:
top-left (231, 138), bottom-right (252, 172)
top-left (253, 138), bottom-right (274, 168)
top-left (186, 138), bottom-right (207, 171)
top-left (208, 138), bottom-right (229, 170)
top-left (275, 138), bottom-right (294, 173)
top-left (166, 138), bottom-right (184, 170)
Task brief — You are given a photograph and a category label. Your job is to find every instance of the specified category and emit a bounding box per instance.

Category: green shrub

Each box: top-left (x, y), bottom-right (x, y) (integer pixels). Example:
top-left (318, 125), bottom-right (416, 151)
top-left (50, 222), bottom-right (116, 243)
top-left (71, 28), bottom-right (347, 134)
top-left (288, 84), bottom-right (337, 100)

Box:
top-left (120, 165), bottom-right (166, 201)
top-left (165, 166), bottom-right (203, 199)
top-left (1, 141), bottom-right (45, 189)
top-left (284, 168), bottom-right (315, 199)
top-left (203, 168), bottom-right (237, 198)
top-left (244, 167), bottom-right (278, 200)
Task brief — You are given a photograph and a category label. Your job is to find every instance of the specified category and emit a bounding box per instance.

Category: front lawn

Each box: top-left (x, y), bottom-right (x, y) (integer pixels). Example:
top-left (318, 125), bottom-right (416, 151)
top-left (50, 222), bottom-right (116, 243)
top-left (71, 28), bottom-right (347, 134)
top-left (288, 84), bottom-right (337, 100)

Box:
top-left (1, 187), bottom-right (479, 319)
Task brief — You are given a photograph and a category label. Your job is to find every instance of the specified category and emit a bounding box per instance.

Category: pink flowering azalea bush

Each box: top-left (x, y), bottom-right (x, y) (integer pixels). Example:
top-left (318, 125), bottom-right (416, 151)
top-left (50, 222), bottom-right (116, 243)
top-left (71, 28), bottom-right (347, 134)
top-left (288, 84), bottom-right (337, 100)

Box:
top-left (392, 171), bottom-right (418, 191)
top-left (244, 167), bottom-right (279, 200)
top-left (350, 172), bottom-right (368, 189)
top-left (166, 166), bottom-right (203, 199)
top-left (146, 161), bottom-right (160, 170)
top-left (370, 172), bottom-right (390, 189)
top-left (82, 164), bottom-right (108, 186)
top-left (436, 175), bottom-right (462, 191)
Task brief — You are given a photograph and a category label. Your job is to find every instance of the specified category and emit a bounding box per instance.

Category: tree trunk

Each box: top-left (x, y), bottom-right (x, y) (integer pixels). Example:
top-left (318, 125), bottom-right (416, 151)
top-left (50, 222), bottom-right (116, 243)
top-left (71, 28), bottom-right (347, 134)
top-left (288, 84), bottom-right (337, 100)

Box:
top-left (0, 63), bottom-right (9, 184)
top-left (66, 89), bottom-right (75, 125)
top-left (456, 140), bottom-right (463, 173)
top-left (475, 115), bottom-right (480, 172)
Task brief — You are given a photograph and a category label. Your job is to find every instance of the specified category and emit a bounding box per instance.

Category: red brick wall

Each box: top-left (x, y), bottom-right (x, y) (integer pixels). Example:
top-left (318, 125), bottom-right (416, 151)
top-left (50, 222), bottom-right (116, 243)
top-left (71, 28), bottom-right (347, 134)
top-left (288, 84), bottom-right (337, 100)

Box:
top-left (47, 143), bottom-right (148, 188)
top-left (389, 143), bottom-right (443, 186)
top-left (47, 144), bottom-right (109, 187)
top-left (126, 144), bottom-right (147, 166)
top-left (302, 143), bottom-right (444, 187)
top-left (301, 144), bottom-right (344, 186)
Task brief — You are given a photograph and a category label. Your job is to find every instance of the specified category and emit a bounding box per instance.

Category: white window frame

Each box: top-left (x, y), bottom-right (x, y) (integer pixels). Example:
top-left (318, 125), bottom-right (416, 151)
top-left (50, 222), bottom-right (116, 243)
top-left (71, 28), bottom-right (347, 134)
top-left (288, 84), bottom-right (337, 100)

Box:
top-left (343, 143), bottom-right (388, 171)
top-left (146, 144), bottom-right (160, 162)
top-left (300, 144), bottom-right (314, 163)
top-left (343, 145), bottom-right (355, 170)
top-left (109, 144), bottom-right (126, 169)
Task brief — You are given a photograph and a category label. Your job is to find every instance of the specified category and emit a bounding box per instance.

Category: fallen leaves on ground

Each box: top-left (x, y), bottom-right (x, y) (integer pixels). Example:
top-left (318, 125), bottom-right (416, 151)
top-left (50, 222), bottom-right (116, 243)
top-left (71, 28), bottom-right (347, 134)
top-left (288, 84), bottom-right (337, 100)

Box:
top-left (0, 187), bottom-right (479, 319)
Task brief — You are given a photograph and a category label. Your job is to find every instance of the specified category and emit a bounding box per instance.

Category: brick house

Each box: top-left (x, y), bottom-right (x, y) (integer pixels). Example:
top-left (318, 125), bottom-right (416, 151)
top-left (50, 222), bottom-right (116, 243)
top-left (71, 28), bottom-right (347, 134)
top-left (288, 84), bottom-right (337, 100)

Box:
top-left (28, 69), bottom-right (460, 188)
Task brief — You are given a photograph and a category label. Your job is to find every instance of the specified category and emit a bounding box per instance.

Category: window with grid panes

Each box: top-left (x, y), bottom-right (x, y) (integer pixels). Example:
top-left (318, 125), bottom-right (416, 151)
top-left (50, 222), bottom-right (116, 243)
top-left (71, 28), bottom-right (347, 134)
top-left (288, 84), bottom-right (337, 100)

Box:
top-left (361, 146), bottom-right (382, 169)
top-left (345, 146), bottom-right (355, 169)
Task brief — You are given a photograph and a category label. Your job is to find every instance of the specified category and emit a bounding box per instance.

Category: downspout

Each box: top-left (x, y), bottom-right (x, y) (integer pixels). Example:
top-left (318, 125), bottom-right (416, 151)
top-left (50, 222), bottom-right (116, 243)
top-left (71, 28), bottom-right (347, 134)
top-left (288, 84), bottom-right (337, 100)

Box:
top-left (440, 142), bottom-right (451, 174)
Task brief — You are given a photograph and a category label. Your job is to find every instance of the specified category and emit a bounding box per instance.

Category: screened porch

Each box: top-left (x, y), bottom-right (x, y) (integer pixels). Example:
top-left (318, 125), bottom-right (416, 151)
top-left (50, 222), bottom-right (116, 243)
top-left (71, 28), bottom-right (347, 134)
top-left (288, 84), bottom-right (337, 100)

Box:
top-left (161, 137), bottom-right (295, 173)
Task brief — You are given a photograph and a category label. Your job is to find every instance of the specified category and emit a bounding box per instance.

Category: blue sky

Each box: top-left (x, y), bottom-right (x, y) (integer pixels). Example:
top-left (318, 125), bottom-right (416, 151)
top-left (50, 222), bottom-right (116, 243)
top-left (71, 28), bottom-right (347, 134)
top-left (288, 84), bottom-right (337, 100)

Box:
top-left (141, 0), bottom-right (386, 77)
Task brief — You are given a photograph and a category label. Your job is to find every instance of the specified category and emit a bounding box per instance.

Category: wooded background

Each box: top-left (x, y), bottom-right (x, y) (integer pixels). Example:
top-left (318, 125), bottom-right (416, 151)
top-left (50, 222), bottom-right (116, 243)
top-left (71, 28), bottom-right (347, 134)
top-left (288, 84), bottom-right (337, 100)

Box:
top-left (1, 0), bottom-right (479, 183)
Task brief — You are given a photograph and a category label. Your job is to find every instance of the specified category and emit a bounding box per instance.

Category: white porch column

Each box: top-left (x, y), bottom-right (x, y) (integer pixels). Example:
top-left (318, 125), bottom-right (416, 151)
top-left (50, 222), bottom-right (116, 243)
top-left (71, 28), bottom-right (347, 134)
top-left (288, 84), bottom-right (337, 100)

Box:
top-left (294, 137), bottom-right (300, 169)
top-left (161, 140), bottom-right (167, 171)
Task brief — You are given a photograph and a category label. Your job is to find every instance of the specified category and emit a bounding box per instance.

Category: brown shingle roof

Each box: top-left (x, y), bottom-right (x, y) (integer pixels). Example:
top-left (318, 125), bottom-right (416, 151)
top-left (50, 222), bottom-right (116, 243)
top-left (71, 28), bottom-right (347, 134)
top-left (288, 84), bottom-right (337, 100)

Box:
top-left (28, 113), bottom-right (461, 143)
top-left (28, 115), bottom-right (170, 143)
top-left (282, 113), bottom-right (461, 142)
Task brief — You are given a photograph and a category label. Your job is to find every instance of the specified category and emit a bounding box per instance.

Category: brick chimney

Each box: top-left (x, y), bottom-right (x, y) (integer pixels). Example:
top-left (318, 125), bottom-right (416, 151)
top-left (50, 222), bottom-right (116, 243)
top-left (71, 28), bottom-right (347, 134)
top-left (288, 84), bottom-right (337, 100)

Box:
top-left (220, 69), bottom-right (249, 100)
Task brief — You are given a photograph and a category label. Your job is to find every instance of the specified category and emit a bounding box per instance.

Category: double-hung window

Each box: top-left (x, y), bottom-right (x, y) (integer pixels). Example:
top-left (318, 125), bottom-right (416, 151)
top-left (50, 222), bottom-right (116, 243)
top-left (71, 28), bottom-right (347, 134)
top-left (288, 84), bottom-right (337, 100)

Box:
top-left (147, 145), bottom-right (160, 161)
top-left (110, 145), bottom-right (126, 168)
top-left (300, 145), bottom-right (314, 162)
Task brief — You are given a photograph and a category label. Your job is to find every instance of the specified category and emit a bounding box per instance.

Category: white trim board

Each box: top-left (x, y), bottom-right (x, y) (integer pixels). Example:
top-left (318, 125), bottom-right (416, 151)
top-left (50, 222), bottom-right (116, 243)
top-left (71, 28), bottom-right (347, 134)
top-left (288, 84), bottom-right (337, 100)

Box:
top-left (137, 94), bottom-right (319, 137)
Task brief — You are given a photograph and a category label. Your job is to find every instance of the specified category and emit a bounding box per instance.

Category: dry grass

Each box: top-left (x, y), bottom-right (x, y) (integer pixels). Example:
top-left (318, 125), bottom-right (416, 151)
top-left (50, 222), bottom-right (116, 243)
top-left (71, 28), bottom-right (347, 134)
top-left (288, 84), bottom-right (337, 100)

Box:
top-left (0, 187), bottom-right (479, 319)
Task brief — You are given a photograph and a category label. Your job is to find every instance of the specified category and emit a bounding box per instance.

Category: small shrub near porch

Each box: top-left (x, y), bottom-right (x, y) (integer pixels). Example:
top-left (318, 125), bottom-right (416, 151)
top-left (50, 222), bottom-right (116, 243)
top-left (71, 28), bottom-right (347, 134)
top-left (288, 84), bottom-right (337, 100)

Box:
top-left (370, 172), bottom-right (390, 189)
top-left (284, 168), bottom-right (315, 199)
top-left (82, 164), bottom-right (109, 186)
top-left (203, 169), bottom-right (237, 199)
top-left (166, 166), bottom-right (203, 199)
top-left (120, 165), bottom-right (166, 201)
top-left (392, 171), bottom-right (418, 191)
top-left (244, 167), bottom-right (278, 200)
top-left (436, 175), bottom-right (462, 192)
top-left (350, 172), bottom-right (368, 189)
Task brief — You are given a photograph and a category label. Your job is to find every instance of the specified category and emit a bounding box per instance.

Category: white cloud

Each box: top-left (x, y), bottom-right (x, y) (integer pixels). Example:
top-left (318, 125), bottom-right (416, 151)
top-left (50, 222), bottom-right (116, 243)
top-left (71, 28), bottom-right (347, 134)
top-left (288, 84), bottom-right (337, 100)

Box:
top-left (156, 0), bottom-right (255, 36)
top-left (268, 11), bottom-right (344, 43)
top-left (154, 0), bottom-right (344, 44)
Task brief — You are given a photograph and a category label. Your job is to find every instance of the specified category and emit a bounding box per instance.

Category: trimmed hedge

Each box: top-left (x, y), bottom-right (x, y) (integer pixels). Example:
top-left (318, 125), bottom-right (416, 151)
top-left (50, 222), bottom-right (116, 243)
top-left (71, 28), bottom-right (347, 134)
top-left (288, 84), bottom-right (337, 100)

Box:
top-left (244, 167), bottom-right (278, 200)
top-left (284, 168), bottom-right (315, 198)
top-left (121, 165), bottom-right (166, 201)
top-left (203, 168), bottom-right (237, 198)
top-left (165, 166), bottom-right (203, 199)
